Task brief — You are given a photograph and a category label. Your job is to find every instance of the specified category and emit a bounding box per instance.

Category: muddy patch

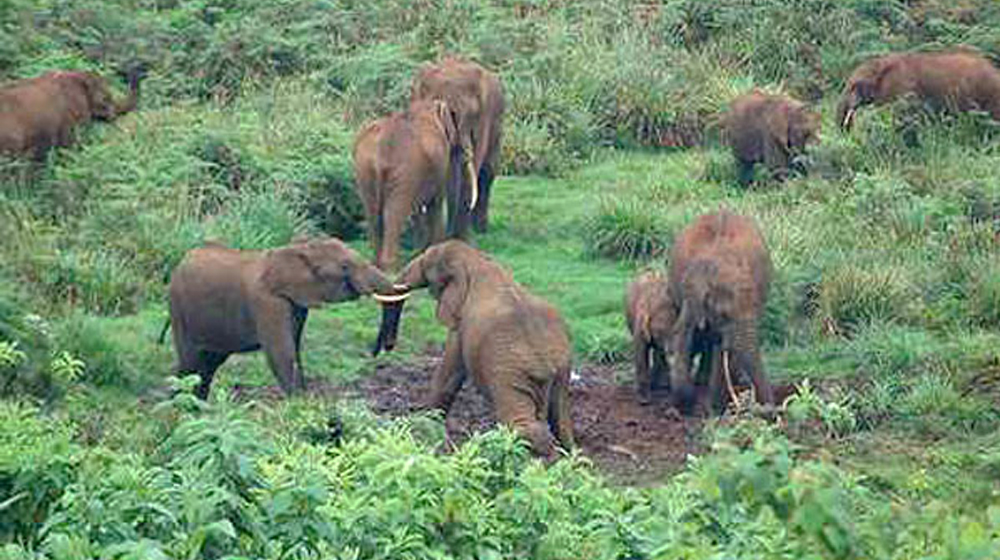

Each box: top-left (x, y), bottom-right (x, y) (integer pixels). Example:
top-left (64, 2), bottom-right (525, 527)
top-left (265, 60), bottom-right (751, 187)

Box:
top-left (232, 358), bottom-right (797, 485)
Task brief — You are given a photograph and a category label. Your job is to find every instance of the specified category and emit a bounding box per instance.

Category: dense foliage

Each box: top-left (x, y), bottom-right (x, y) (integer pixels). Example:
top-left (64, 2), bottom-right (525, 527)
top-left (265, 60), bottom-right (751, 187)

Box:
top-left (2, 0), bottom-right (1000, 558)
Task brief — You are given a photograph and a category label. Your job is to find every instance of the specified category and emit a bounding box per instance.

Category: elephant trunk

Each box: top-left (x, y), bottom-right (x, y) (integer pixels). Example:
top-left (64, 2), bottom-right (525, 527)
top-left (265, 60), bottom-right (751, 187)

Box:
top-left (113, 67), bottom-right (144, 118)
top-left (837, 92), bottom-right (858, 131)
top-left (367, 266), bottom-right (411, 356)
top-left (669, 301), bottom-right (698, 413)
top-left (729, 318), bottom-right (772, 405)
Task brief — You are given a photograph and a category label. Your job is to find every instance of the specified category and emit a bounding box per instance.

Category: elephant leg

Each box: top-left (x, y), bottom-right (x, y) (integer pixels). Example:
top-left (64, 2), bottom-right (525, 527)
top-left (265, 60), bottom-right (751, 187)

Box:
top-left (292, 306), bottom-right (309, 391)
top-left (750, 352), bottom-right (774, 406)
top-left (651, 345), bottom-right (669, 392)
top-left (702, 345), bottom-right (724, 415)
top-left (633, 336), bottom-right (653, 404)
top-left (377, 194), bottom-right (412, 272)
top-left (547, 369), bottom-right (574, 450)
top-left (425, 331), bottom-right (467, 412)
top-left (737, 159), bottom-right (755, 186)
top-left (472, 163), bottom-right (495, 234)
top-left (255, 299), bottom-right (300, 395)
top-left (495, 382), bottom-right (556, 458)
top-left (425, 196), bottom-right (446, 246)
top-left (193, 351), bottom-right (229, 400)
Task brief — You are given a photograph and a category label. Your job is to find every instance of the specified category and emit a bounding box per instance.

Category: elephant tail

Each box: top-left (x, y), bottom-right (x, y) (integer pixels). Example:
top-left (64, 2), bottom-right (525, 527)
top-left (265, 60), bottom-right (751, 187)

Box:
top-left (548, 367), bottom-right (574, 450)
top-left (157, 317), bottom-right (171, 345)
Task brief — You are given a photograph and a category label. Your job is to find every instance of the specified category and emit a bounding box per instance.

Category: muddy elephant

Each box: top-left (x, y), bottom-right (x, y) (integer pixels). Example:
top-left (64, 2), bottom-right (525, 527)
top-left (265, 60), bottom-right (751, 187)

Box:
top-left (722, 91), bottom-right (820, 185)
top-left (838, 48), bottom-right (1000, 130)
top-left (411, 56), bottom-right (505, 236)
top-left (0, 66), bottom-right (144, 161)
top-left (625, 270), bottom-right (676, 405)
top-left (667, 210), bottom-right (774, 415)
top-left (354, 99), bottom-right (474, 272)
top-left (378, 240), bottom-right (573, 458)
top-left (165, 237), bottom-right (408, 399)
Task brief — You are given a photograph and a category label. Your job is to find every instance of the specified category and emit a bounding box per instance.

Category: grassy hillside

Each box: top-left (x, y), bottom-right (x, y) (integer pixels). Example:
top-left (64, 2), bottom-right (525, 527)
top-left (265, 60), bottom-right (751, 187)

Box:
top-left (3, 0), bottom-right (1000, 557)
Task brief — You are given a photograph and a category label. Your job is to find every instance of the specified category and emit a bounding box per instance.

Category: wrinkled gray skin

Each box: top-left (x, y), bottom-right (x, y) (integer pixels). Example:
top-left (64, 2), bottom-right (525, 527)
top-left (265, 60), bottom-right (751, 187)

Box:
top-left (166, 238), bottom-right (397, 398)
top-left (668, 210), bottom-right (774, 415)
top-left (392, 240), bottom-right (574, 459)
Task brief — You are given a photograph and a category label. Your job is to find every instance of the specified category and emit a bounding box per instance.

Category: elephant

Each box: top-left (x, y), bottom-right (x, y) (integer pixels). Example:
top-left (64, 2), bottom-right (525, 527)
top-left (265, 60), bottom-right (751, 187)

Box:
top-left (624, 270), bottom-right (676, 404)
top-left (722, 90), bottom-right (820, 185)
top-left (667, 210), bottom-right (774, 415)
top-left (354, 99), bottom-right (473, 272)
top-left (410, 56), bottom-right (505, 236)
top-left (378, 240), bottom-right (574, 459)
top-left (165, 237), bottom-right (409, 399)
top-left (0, 66), bottom-right (145, 161)
top-left (838, 48), bottom-right (1000, 130)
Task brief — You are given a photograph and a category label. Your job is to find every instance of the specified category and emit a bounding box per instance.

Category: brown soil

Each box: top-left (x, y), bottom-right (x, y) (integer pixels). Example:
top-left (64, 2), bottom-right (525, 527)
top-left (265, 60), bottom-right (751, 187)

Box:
top-left (232, 356), bottom-right (797, 485)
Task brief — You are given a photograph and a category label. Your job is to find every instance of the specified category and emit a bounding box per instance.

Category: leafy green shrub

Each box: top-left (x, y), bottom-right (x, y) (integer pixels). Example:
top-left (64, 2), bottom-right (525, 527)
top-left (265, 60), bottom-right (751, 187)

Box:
top-left (0, 402), bottom-right (79, 545)
top-left (52, 314), bottom-right (133, 388)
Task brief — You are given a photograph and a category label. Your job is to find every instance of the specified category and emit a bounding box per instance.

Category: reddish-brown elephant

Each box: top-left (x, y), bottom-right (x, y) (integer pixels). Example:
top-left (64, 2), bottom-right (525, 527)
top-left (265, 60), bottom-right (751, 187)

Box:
top-left (376, 241), bottom-right (574, 459)
top-left (667, 210), bottom-right (774, 415)
top-left (0, 67), bottom-right (144, 161)
top-left (624, 270), bottom-right (676, 404)
top-left (838, 49), bottom-right (1000, 130)
top-left (353, 99), bottom-right (473, 272)
top-left (411, 56), bottom-right (504, 236)
top-left (164, 237), bottom-right (407, 399)
top-left (722, 90), bottom-right (820, 185)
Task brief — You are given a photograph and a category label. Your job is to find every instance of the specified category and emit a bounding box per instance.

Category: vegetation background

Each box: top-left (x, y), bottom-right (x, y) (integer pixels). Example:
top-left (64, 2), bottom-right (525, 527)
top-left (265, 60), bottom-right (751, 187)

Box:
top-left (2, 0), bottom-right (1000, 557)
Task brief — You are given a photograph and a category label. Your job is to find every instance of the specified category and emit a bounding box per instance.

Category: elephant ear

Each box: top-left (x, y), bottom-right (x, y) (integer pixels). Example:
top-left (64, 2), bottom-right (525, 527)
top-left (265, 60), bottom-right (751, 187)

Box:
top-left (261, 245), bottom-right (339, 308)
top-left (429, 248), bottom-right (470, 330)
top-left (435, 100), bottom-right (460, 146)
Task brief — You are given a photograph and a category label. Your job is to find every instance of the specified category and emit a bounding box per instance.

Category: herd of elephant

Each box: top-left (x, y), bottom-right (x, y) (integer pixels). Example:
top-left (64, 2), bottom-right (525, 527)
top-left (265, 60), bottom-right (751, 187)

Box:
top-left (5, 47), bottom-right (1000, 459)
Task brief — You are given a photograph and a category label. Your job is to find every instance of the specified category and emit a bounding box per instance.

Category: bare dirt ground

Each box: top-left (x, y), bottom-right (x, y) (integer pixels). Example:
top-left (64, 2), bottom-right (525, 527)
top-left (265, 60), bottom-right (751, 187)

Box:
top-left (233, 355), bottom-right (797, 485)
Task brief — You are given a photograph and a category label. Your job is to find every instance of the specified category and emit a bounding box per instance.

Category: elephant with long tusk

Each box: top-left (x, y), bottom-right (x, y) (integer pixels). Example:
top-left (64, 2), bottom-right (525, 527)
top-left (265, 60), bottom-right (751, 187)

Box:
top-left (411, 56), bottom-right (504, 237)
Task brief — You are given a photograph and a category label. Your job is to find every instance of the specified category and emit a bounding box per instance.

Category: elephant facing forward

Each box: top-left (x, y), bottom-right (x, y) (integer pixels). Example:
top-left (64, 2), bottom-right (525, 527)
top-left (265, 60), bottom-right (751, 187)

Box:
top-left (625, 270), bottom-right (676, 404)
top-left (166, 237), bottom-right (407, 399)
top-left (722, 91), bottom-right (819, 185)
top-left (667, 210), bottom-right (774, 414)
top-left (411, 56), bottom-right (504, 236)
top-left (354, 99), bottom-right (474, 272)
top-left (0, 66), bottom-right (145, 160)
top-left (838, 48), bottom-right (1000, 130)
top-left (379, 241), bottom-right (574, 458)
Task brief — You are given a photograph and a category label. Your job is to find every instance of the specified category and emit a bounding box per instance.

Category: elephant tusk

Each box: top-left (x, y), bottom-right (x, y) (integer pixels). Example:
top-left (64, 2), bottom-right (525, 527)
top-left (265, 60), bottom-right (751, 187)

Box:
top-left (392, 283), bottom-right (410, 291)
top-left (373, 292), bottom-right (411, 303)
top-left (466, 158), bottom-right (478, 211)
top-left (842, 108), bottom-right (855, 128)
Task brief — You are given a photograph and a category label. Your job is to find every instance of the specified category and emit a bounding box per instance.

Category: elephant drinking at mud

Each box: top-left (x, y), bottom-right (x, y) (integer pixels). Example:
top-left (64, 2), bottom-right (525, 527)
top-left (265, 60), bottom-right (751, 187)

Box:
top-left (165, 237), bottom-right (409, 399)
top-left (667, 210), bottom-right (774, 414)
top-left (0, 66), bottom-right (146, 161)
top-left (354, 99), bottom-right (474, 272)
top-left (374, 241), bottom-right (574, 459)
top-left (410, 56), bottom-right (505, 237)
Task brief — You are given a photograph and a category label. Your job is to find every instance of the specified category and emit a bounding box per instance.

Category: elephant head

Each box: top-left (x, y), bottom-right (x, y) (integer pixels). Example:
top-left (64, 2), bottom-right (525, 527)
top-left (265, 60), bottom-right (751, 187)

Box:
top-left (396, 240), bottom-right (474, 329)
top-left (62, 68), bottom-right (144, 122)
top-left (261, 237), bottom-right (406, 308)
top-left (671, 259), bottom-right (765, 412)
top-left (837, 57), bottom-right (898, 130)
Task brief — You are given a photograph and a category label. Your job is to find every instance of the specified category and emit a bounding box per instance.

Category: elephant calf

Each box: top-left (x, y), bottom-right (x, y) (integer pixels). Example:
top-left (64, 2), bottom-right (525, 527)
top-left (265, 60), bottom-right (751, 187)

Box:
top-left (722, 90), bottom-right (819, 185)
top-left (166, 237), bottom-right (407, 399)
top-left (624, 270), bottom-right (676, 404)
top-left (354, 99), bottom-right (475, 272)
top-left (667, 210), bottom-right (774, 414)
top-left (385, 241), bottom-right (574, 458)
top-left (838, 48), bottom-right (1000, 130)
